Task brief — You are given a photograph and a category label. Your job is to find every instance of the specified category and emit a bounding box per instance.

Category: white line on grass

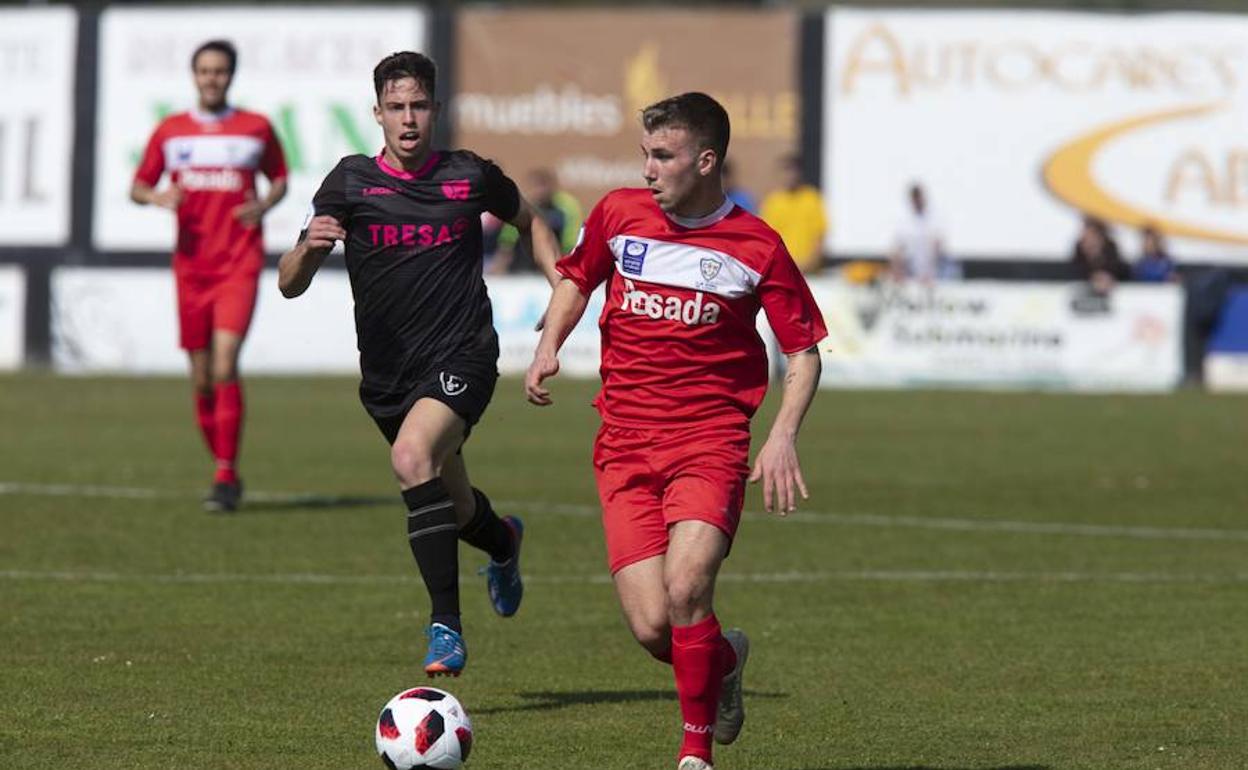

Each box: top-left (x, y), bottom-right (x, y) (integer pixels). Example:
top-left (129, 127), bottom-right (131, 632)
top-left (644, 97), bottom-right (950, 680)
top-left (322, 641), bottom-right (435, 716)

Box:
top-left (3, 481), bottom-right (1247, 543)
top-left (2, 568), bottom-right (1247, 587)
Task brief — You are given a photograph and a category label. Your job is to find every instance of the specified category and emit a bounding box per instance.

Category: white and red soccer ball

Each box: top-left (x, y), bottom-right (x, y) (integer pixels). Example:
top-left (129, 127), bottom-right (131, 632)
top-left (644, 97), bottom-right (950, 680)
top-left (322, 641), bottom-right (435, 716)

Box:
top-left (375, 687), bottom-right (473, 769)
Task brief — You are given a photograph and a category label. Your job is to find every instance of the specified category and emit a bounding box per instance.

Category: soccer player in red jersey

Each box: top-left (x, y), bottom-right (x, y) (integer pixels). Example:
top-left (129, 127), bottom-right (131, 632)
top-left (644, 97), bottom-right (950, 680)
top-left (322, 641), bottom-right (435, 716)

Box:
top-left (130, 40), bottom-right (288, 512)
top-left (526, 93), bottom-right (826, 770)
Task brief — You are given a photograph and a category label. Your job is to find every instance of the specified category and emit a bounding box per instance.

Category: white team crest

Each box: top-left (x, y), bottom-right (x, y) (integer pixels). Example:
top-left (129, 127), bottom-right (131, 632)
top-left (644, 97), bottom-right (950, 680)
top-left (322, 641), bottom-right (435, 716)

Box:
top-left (700, 257), bottom-right (723, 282)
top-left (440, 372), bottom-right (468, 397)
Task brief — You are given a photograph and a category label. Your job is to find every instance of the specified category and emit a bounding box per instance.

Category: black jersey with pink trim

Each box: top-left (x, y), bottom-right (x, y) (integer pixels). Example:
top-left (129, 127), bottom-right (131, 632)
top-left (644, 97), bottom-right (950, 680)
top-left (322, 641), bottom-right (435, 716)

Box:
top-left (301, 150), bottom-right (520, 401)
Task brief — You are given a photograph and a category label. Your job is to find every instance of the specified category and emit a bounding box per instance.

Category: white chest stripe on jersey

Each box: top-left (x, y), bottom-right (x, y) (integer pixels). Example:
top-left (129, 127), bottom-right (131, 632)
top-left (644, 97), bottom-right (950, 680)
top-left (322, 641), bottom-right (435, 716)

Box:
top-left (607, 235), bottom-right (761, 299)
top-left (162, 134), bottom-right (265, 171)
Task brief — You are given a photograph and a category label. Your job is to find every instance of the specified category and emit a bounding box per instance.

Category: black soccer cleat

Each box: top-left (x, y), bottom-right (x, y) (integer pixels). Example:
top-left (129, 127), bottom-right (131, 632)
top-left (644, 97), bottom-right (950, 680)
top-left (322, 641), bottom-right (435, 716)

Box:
top-left (203, 479), bottom-right (243, 513)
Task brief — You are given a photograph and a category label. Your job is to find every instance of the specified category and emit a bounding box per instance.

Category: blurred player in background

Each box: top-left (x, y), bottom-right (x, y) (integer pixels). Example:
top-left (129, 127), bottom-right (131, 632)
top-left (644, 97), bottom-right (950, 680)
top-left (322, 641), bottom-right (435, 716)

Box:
top-left (130, 39), bottom-right (288, 513)
top-left (525, 93), bottom-right (826, 770)
top-left (489, 167), bottom-right (582, 274)
top-left (278, 52), bottom-right (562, 677)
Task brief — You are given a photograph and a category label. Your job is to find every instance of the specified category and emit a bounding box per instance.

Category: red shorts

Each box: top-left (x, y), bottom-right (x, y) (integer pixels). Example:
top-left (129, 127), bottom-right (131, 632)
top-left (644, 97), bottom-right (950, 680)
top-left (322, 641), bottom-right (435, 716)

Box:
top-left (174, 269), bottom-right (260, 351)
top-left (593, 422), bottom-right (751, 574)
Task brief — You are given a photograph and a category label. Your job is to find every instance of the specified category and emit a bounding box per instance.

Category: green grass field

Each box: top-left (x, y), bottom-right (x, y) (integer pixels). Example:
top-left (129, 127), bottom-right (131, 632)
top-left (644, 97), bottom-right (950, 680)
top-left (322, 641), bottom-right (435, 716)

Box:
top-left (1, 374), bottom-right (1245, 770)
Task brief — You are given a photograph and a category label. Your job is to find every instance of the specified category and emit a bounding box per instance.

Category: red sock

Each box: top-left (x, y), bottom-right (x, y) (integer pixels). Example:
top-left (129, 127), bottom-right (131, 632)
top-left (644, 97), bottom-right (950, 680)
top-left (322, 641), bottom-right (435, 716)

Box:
top-left (213, 380), bottom-right (243, 484)
top-left (194, 391), bottom-right (216, 455)
top-left (671, 614), bottom-right (736, 763)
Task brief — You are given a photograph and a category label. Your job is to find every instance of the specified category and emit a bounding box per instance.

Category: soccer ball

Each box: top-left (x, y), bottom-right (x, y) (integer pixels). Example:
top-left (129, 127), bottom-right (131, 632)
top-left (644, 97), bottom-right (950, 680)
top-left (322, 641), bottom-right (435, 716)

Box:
top-left (375, 686), bottom-right (473, 769)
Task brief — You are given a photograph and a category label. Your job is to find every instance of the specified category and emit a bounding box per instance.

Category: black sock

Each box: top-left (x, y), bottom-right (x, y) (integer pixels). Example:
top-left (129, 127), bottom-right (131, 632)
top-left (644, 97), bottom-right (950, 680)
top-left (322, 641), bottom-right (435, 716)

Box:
top-left (458, 488), bottom-right (516, 564)
top-left (402, 479), bottom-right (461, 633)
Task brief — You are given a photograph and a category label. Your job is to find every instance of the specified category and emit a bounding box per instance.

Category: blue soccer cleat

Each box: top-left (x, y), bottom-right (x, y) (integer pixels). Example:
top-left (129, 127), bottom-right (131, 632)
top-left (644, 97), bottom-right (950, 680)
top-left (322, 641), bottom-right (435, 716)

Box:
top-left (423, 623), bottom-right (467, 678)
top-left (484, 516), bottom-right (524, 618)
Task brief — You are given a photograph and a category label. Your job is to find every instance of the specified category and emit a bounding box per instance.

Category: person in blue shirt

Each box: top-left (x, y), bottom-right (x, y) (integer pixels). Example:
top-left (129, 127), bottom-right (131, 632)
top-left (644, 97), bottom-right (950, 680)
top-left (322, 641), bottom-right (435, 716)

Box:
top-left (1133, 225), bottom-right (1179, 283)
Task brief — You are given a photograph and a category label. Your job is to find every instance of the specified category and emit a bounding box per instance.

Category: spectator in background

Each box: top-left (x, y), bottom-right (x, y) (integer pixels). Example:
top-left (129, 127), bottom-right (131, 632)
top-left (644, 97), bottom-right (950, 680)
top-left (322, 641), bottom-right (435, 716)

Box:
top-left (760, 153), bottom-right (827, 274)
top-left (890, 183), bottom-right (957, 283)
top-left (722, 159), bottom-right (757, 213)
top-left (1133, 224), bottom-right (1179, 283)
top-left (490, 168), bottom-right (582, 274)
top-left (1071, 215), bottom-right (1130, 293)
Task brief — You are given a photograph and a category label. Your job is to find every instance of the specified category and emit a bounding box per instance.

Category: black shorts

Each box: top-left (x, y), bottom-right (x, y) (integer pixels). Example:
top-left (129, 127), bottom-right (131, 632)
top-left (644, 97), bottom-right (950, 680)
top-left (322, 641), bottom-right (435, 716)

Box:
top-left (362, 359), bottom-right (499, 446)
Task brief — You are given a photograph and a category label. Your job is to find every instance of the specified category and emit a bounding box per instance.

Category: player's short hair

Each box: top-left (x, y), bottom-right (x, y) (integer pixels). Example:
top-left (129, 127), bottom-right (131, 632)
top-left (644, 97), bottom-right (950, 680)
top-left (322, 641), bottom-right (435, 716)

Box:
top-left (641, 92), bottom-right (731, 169)
top-left (374, 51), bottom-right (437, 101)
top-left (191, 40), bottom-right (237, 75)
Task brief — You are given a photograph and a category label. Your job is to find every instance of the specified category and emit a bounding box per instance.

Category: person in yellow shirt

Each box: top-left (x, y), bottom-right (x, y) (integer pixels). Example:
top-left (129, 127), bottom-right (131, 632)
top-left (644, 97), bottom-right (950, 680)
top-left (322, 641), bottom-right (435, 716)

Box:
top-left (759, 154), bottom-right (828, 274)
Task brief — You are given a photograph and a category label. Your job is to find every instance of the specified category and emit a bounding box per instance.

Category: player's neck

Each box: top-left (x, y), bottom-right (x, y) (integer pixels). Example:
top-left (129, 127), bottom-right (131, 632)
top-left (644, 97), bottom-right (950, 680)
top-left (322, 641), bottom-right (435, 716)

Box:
top-left (381, 146), bottom-right (434, 175)
top-left (196, 101), bottom-right (230, 117)
top-left (669, 188), bottom-right (728, 222)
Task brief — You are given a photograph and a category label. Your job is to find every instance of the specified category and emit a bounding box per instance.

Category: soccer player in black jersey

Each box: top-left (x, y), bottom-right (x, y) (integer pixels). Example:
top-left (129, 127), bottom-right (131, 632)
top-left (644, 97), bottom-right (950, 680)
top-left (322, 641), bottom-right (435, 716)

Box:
top-left (277, 52), bottom-right (562, 677)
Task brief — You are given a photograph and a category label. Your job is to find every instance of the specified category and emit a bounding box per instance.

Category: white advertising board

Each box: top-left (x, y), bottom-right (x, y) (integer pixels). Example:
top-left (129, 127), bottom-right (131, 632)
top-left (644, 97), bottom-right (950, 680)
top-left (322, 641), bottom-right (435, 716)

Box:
top-left (826, 9), bottom-right (1248, 263)
top-left (813, 280), bottom-right (1183, 391)
top-left (51, 269), bottom-right (601, 377)
top-left (0, 266), bottom-right (26, 369)
top-left (92, 7), bottom-right (428, 253)
top-left (0, 8), bottom-right (76, 246)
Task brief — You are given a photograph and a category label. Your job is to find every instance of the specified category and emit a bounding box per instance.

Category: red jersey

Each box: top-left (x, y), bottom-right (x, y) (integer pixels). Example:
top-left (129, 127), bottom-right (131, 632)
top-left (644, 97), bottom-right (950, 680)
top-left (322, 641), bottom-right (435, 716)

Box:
top-left (134, 108), bottom-right (287, 277)
top-left (557, 188), bottom-right (827, 428)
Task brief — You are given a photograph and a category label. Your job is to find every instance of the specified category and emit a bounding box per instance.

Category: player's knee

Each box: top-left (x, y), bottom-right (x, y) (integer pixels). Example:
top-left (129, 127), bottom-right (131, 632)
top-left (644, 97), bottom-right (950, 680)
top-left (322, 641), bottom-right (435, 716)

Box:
top-left (390, 441), bottom-right (439, 486)
top-left (630, 620), bottom-right (670, 659)
top-left (665, 574), bottom-right (711, 621)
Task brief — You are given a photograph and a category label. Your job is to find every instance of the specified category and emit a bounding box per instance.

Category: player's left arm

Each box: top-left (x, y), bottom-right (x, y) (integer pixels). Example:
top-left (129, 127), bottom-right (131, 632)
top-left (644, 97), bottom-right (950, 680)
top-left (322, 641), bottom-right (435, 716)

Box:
top-left (235, 120), bottom-right (290, 227)
top-left (750, 347), bottom-right (821, 515)
top-left (505, 199), bottom-right (563, 288)
top-left (752, 243), bottom-right (829, 514)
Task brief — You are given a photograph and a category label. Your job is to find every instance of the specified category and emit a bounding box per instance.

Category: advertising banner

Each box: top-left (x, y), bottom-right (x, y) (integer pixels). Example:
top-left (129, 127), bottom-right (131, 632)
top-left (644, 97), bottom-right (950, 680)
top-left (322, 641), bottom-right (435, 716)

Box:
top-left (455, 8), bottom-right (799, 214)
top-left (92, 7), bottom-right (428, 253)
top-left (826, 9), bottom-right (1248, 263)
top-left (51, 269), bottom-right (601, 376)
top-left (0, 266), bottom-right (26, 369)
top-left (0, 8), bottom-right (76, 246)
top-left (813, 280), bottom-right (1183, 391)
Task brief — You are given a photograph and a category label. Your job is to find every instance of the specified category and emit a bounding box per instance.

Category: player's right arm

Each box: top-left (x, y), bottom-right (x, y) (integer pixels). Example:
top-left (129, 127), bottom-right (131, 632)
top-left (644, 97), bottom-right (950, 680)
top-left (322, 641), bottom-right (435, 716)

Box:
top-left (278, 160), bottom-right (350, 299)
top-left (525, 278), bottom-right (590, 406)
top-left (129, 121), bottom-right (181, 211)
top-left (524, 195), bottom-right (616, 406)
top-left (278, 216), bottom-right (345, 298)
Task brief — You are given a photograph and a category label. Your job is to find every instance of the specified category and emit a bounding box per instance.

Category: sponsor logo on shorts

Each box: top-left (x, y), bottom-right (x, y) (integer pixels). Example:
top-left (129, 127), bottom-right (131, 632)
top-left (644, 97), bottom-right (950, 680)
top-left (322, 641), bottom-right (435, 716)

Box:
top-left (440, 372), bottom-right (468, 397)
top-left (362, 186), bottom-right (398, 196)
top-left (621, 239), bottom-right (648, 274)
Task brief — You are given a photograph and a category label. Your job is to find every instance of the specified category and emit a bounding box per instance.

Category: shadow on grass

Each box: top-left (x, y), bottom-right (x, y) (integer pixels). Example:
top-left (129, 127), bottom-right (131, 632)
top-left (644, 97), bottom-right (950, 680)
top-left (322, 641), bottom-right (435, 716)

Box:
top-left (475, 688), bottom-right (787, 715)
top-left (242, 494), bottom-right (394, 512)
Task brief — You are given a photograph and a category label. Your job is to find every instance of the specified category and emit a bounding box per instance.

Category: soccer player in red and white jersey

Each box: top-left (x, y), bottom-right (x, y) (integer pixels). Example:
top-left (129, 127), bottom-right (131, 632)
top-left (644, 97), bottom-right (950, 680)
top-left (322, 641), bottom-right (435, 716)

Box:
top-left (525, 93), bottom-right (827, 770)
top-left (130, 40), bottom-right (288, 512)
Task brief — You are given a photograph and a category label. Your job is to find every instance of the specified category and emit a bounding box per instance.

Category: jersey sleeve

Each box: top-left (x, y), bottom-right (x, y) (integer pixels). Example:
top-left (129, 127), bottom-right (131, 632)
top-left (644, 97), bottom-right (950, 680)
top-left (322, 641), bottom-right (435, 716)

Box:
top-left (555, 196), bottom-right (615, 294)
top-left (481, 159), bottom-right (521, 222)
top-left (298, 160), bottom-right (350, 241)
top-left (757, 243), bottom-right (828, 354)
top-left (258, 119), bottom-right (288, 182)
top-left (133, 123), bottom-right (167, 186)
